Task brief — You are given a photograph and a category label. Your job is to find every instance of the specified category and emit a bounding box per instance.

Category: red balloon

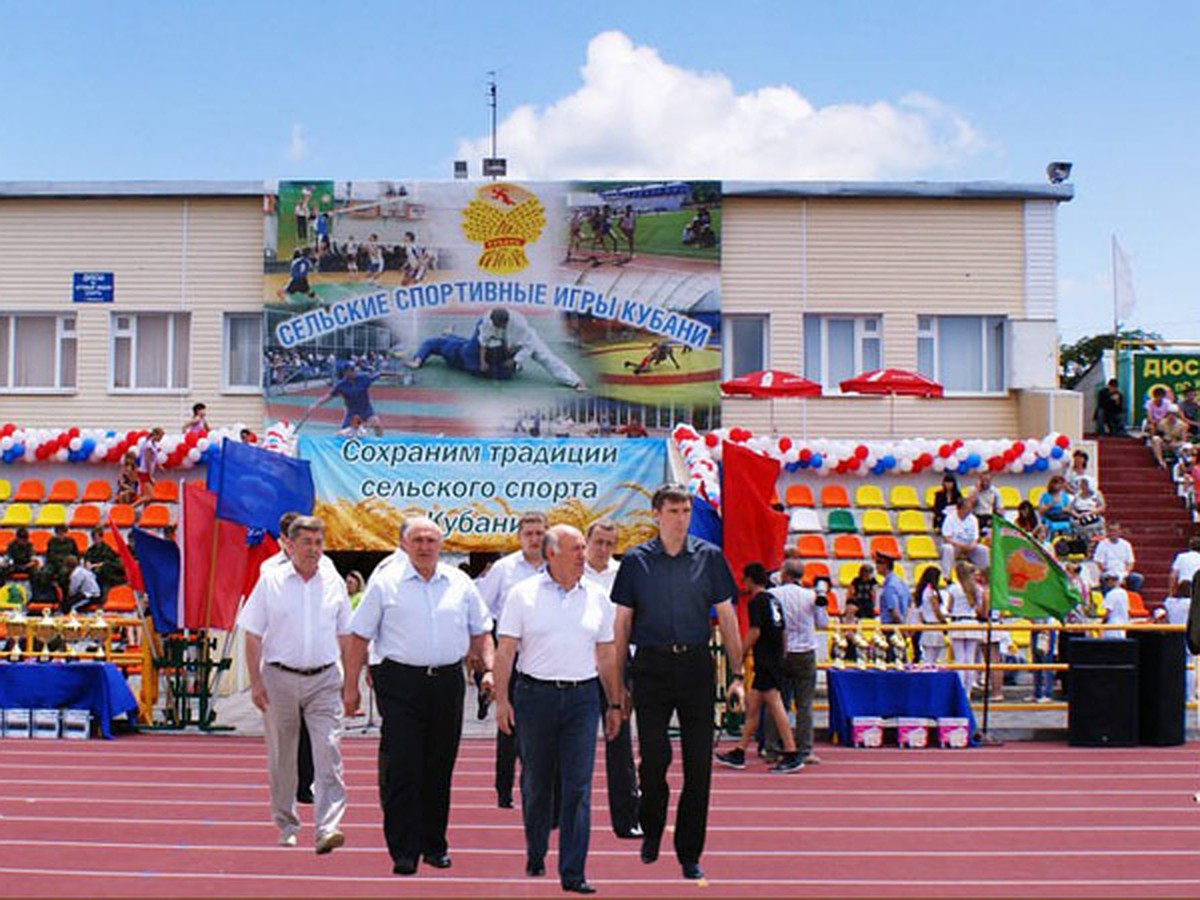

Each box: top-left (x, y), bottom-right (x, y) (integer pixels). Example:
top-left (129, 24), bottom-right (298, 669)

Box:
top-left (184, 431), bottom-right (200, 447)
top-left (854, 445), bottom-right (868, 460)
top-left (778, 437), bottom-right (792, 453)
top-left (126, 431), bottom-right (138, 443)
top-left (67, 427), bottom-right (80, 439)
top-left (1012, 441), bottom-right (1025, 455)
top-left (938, 444), bottom-right (952, 459)
top-left (704, 433), bottom-right (719, 448)
top-left (35, 445), bottom-right (49, 460)
top-left (0, 423), bottom-right (14, 437)
top-left (799, 448), bottom-right (812, 462)
top-left (1056, 435), bottom-right (1070, 448)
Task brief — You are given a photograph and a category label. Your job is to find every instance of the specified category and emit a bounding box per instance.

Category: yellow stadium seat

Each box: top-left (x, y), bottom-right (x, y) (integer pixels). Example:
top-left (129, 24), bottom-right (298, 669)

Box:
top-left (46, 479), bottom-right (78, 503)
top-left (855, 484), bottom-right (886, 508)
top-left (913, 562), bottom-right (943, 586)
top-left (795, 534), bottom-right (829, 559)
top-left (897, 509), bottom-right (930, 534)
top-left (0, 503), bottom-right (33, 527)
top-left (905, 535), bottom-right (940, 560)
top-left (839, 562), bottom-right (865, 587)
top-left (33, 503), bottom-right (68, 527)
top-left (0, 479), bottom-right (11, 501)
top-left (821, 485), bottom-right (851, 508)
top-left (861, 509), bottom-right (893, 534)
top-left (784, 484), bottom-right (814, 508)
top-left (893, 563), bottom-right (910, 583)
top-left (1029, 487), bottom-right (1046, 507)
top-left (869, 535), bottom-right (901, 559)
top-left (924, 485), bottom-right (940, 509)
top-left (833, 534), bottom-right (866, 559)
top-left (1008, 619), bottom-right (1032, 651)
top-left (998, 486), bottom-right (1022, 510)
top-left (889, 485), bottom-right (921, 509)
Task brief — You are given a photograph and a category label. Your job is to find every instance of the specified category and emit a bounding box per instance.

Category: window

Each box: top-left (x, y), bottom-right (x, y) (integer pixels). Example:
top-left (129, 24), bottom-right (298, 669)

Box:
top-left (722, 315), bottom-right (768, 378)
top-left (803, 314), bottom-right (881, 389)
top-left (0, 314), bottom-right (76, 391)
top-left (111, 312), bottom-right (190, 391)
top-left (917, 315), bottom-right (1006, 393)
top-left (223, 313), bottom-right (263, 391)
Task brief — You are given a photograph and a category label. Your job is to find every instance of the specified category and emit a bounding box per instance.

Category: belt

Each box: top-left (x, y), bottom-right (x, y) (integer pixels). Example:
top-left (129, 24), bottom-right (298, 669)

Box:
top-left (386, 659), bottom-right (462, 677)
top-left (638, 642), bottom-right (707, 655)
top-left (518, 673), bottom-right (597, 689)
top-left (268, 661), bottom-right (335, 677)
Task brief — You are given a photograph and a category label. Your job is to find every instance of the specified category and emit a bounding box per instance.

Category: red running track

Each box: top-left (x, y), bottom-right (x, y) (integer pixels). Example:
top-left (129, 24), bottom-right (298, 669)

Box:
top-left (2, 735), bottom-right (1200, 898)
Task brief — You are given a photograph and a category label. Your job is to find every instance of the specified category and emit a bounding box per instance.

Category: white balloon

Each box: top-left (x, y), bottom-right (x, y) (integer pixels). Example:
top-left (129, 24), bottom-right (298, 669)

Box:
top-left (69, 437), bottom-right (82, 452)
top-left (1021, 452), bottom-right (1035, 466)
top-left (188, 447), bottom-right (201, 462)
top-left (55, 448), bottom-right (68, 462)
top-left (156, 451), bottom-right (167, 465)
top-left (0, 437), bottom-right (11, 451)
top-left (900, 459), bottom-right (914, 473)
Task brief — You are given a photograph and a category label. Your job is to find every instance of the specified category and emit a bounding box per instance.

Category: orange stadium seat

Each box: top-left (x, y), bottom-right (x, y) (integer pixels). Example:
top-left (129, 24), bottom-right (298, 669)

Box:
top-left (1128, 591), bottom-right (1149, 620)
top-left (30, 530), bottom-right (51, 554)
top-left (46, 479), bottom-right (78, 503)
top-left (70, 504), bottom-right (102, 528)
top-left (137, 504), bottom-right (172, 529)
top-left (13, 479), bottom-right (45, 503)
top-left (151, 481), bottom-right (179, 503)
top-left (784, 484), bottom-right (814, 508)
top-left (0, 529), bottom-right (14, 553)
top-left (869, 536), bottom-right (902, 560)
top-left (820, 485), bottom-right (851, 508)
top-left (108, 504), bottom-right (135, 529)
top-left (833, 534), bottom-right (866, 560)
top-left (68, 531), bottom-right (88, 554)
top-left (81, 479), bottom-right (113, 503)
top-left (800, 561), bottom-right (830, 588)
top-left (795, 534), bottom-right (829, 559)
top-left (104, 584), bottom-right (138, 613)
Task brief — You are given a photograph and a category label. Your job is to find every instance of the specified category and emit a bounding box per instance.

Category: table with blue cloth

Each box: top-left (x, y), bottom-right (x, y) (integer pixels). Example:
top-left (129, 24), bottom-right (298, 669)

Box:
top-left (826, 669), bottom-right (976, 746)
top-left (0, 662), bottom-right (138, 739)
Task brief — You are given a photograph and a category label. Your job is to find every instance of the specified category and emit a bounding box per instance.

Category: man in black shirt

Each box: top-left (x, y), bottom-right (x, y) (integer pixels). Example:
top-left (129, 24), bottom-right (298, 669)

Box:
top-left (715, 564), bottom-right (804, 773)
top-left (1095, 378), bottom-right (1127, 436)
top-left (611, 484), bottom-right (745, 882)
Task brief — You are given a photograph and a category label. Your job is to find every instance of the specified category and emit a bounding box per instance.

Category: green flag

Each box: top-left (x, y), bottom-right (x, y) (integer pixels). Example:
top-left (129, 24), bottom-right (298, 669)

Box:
top-left (989, 517), bottom-right (1082, 622)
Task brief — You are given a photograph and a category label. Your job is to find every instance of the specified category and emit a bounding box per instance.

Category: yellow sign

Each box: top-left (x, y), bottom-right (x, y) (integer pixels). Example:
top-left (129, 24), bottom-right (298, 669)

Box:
top-left (461, 183), bottom-right (546, 274)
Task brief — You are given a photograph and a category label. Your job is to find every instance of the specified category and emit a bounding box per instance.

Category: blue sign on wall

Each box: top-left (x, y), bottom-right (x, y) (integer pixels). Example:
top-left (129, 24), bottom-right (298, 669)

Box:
top-left (73, 272), bottom-right (114, 303)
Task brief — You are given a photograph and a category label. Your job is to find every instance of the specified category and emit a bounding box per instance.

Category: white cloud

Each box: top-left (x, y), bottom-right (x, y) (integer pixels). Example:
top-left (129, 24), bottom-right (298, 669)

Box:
top-left (457, 31), bottom-right (982, 180)
top-left (287, 123), bottom-right (307, 162)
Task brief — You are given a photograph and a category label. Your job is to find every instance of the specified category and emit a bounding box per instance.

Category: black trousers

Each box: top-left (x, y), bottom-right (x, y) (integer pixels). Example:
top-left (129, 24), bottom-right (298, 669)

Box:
top-left (372, 660), bottom-right (465, 864)
top-left (496, 673), bottom-right (520, 802)
top-left (601, 672), bottom-right (640, 834)
top-left (631, 646), bottom-right (715, 865)
top-left (297, 719), bottom-right (314, 801)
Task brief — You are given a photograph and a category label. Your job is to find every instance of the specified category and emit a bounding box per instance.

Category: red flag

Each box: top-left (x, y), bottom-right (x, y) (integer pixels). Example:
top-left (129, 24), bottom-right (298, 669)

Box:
top-left (108, 517), bottom-right (144, 593)
top-left (720, 441), bottom-right (788, 635)
top-left (241, 533), bottom-right (281, 599)
top-left (182, 482), bottom-right (255, 631)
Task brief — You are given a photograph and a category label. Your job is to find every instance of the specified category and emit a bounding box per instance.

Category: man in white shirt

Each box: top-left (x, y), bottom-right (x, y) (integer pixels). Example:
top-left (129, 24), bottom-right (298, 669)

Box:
top-left (1099, 571), bottom-right (1130, 639)
top-left (494, 524), bottom-right (622, 894)
top-left (583, 519), bottom-right (641, 839)
top-left (1093, 522), bottom-right (1143, 591)
top-left (475, 307), bottom-right (587, 391)
top-left (766, 559), bottom-right (828, 765)
top-left (940, 496), bottom-right (989, 574)
top-left (343, 517), bottom-right (493, 876)
top-left (65, 555), bottom-right (102, 612)
top-left (1168, 536), bottom-right (1200, 597)
top-left (239, 515), bottom-right (352, 854)
top-left (476, 511), bottom-right (547, 809)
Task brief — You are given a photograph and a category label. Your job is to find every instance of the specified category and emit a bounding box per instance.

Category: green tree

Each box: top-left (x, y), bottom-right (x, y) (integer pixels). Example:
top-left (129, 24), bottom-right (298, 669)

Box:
top-left (1059, 328), bottom-right (1162, 388)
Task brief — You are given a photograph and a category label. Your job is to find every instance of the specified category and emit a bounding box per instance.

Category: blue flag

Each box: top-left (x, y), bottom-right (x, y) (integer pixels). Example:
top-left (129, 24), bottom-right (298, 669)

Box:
top-left (688, 495), bottom-right (723, 546)
top-left (213, 438), bottom-right (315, 537)
top-left (130, 528), bottom-right (180, 634)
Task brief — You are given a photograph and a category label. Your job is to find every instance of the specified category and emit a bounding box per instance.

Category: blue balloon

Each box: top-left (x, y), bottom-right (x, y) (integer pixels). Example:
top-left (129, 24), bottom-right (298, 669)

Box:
top-left (882, 455), bottom-right (896, 469)
top-left (81, 438), bottom-right (96, 455)
top-left (1035, 457), bottom-right (1049, 471)
top-left (957, 461), bottom-right (970, 475)
top-left (966, 453), bottom-right (981, 468)
top-left (811, 454), bottom-right (823, 469)
top-left (1050, 446), bottom-right (1064, 459)
top-left (784, 461), bottom-right (800, 473)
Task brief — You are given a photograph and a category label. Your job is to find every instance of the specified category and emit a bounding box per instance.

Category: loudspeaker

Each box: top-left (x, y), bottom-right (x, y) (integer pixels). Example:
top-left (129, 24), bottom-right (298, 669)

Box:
top-left (1068, 638), bottom-right (1138, 747)
top-left (1134, 632), bottom-right (1186, 746)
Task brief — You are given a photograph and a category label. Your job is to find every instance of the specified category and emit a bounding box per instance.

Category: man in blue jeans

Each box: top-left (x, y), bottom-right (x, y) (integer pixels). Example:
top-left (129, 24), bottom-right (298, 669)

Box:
top-left (493, 524), bottom-right (623, 894)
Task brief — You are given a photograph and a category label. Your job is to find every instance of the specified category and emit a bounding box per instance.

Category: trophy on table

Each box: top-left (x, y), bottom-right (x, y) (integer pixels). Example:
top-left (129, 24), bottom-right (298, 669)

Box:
top-left (889, 628), bottom-right (909, 669)
top-left (853, 629), bottom-right (870, 669)
top-left (86, 612), bottom-right (109, 660)
top-left (33, 609), bottom-right (61, 662)
top-left (5, 610), bottom-right (27, 661)
top-left (61, 612), bottom-right (86, 658)
top-left (872, 630), bottom-right (890, 670)
top-left (830, 622), bottom-right (848, 669)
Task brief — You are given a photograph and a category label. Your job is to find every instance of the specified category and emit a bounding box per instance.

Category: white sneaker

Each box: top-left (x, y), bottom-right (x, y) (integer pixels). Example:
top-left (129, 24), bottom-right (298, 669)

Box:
top-left (315, 830), bottom-right (345, 855)
top-left (279, 832), bottom-right (298, 847)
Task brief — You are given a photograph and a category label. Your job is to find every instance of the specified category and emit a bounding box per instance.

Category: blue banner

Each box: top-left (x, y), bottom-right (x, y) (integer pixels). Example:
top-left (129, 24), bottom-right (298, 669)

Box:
top-left (213, 438), bottom-right (315, 536)
top-left (298, 435), bottom-right (667, 553)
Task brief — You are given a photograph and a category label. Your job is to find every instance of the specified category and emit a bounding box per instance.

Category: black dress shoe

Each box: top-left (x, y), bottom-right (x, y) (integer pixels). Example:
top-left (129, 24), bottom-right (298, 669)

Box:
top-left (615, 824), bottom-right (644, 840)
top-left (497, 795), bottom-right (514, 809)
top-left (640, 836), bottom-right (660, 864)
top-left (476, 691), bottom-right (491, 720)
top-left (296, 789), bottom-right (314, 805)
top-left (392, 857), bottom-right (418, 876)
top-left (526, 858), bottom-right (546, 877)
top-left (562, 880), bottom-right (597, 894)
top-left (681, 861), bottom-right (704, 880)
top-left (422, 852), bottom-right (452, 869)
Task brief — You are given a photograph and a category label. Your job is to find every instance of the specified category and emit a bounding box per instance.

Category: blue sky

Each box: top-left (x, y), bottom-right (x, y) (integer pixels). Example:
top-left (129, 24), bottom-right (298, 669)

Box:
top-left (3, 1), bottom-right (1196, 343)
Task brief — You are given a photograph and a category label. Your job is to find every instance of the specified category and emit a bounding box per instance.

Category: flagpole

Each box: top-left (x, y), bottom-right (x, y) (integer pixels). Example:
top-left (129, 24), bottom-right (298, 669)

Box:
top-left (1111, 234), bottom-right (1119, 336)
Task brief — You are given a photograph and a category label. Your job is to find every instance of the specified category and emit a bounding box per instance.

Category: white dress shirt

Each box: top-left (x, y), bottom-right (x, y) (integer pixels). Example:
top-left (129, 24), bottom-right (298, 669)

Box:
top-left (498, 573), bottom-right (615, 681)
top-left (476, 550), bottom-right (544, 619)
top-left (349, 558), bottom-right (491, 667)
top-left (584, 558), bottom-right (620, 596)
top-left (262, 549), bottom-right (340, 577)
top-left (1170, 550), bottom-right (1200, 586)
top-left (239, 560), bottom-right (352, 669)
top-left (1094, 538), bottom-right (1135, 579)
top-left (941, 508), bottom-right (980, 546)
top-left (773, 582), bottom-right (828, 654)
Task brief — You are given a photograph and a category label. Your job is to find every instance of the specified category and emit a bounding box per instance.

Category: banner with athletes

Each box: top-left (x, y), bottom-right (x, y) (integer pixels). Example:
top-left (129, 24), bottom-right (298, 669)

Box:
top-left (298, 435), bottom-right (667, 553)
top-left (264, 179), bottom-right (722, 438)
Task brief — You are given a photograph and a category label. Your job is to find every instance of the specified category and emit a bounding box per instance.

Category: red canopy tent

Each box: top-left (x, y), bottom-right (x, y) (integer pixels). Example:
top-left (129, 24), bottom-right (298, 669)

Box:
top-left (839, 368), bottom-right (944, 435)
top-left (720, 369), bottom-right (822, 433)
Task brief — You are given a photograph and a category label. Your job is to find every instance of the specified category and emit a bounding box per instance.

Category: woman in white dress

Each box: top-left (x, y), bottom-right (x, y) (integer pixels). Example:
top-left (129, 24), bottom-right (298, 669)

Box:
top-left (947, 561), bottom-right (984, 693)
top-left (914, 566), bottom-right (948, 665)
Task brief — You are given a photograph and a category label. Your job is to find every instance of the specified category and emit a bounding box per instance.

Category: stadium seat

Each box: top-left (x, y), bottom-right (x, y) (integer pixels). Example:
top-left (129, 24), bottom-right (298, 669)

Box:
top-left (104, 584), bottom-right (138, 613)
top-left (770, 490), bottom-right (782, 508)
top-left (0, 503), bottom-right (33, 527)
top-left (788, 508), bottom-right (822, 533)
top-left (1029, 487), bottom-right (1046, 507)
top-left (30, 530), bottom-right (51, 554)
top-left (1008, 619), bottom-right (1032, 651)
top-left (924, 486), bottom-right (940, 509)
top-left (833, 534), bottom-right (866, 559)
top-left (889, 485), bottom-right (921, 509)
top-left (137, 504), bottom-right (172, 529)
top-left (69, 504), bottom-right (102, 528)
top-left (108, 504), bottom-right (135, 528)
top-left (103, 531), bottom-right (120, 553)
top-left (897, 510), bottom-right (930, 534)
top-left (913, 562), bottom-right (942, 586)
top-left (13, 479), bottom-right (45, 503)
top-left (784, 484), bottom-right (814, 508)
top-left (0, 529), bottom-right (13, 553)
top-left (998, 486), bottom-right (1022, 511)
top-left (855, 484), bottom-right (886, 508)
top-left (33, 504), bottom-right (68, 527)
top-left (827, 509), bottom-right (857, 534)
top-left (861, 510), bottom-right (893, 534)
top-left (869, 536), bottom-right (902, 560)
top-left (800, 561), bottom-right (830, 588)
top-left (68, 531), bottom-right (88, 554)
top-left (0, 479), bottom-right (10, 502)
top-left (820, 485), bottom-right (851, 508)
top-left (905, 535), bottom-right (940, 560)
top-left (893, 563), bottom-right (910, 584)
top-left (46, 479), bottom-right (78, 503)
top-left (1128, 591), bottom-right (1149, 620)
top-left (795, 534), bottom-right (829, 559)
top-left (81, 479), bottom-right (113, 503)
top-left (838, 562), bottom-right (865, 587)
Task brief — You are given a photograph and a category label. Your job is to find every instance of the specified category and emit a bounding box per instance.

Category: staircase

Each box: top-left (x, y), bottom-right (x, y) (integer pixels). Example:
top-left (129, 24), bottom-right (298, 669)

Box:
top-left (1095, 436), bottom-right (1195, 602)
